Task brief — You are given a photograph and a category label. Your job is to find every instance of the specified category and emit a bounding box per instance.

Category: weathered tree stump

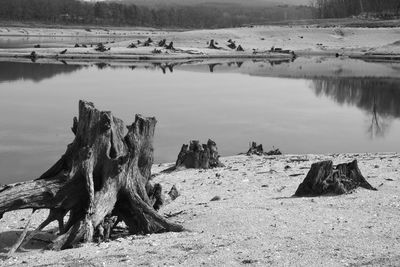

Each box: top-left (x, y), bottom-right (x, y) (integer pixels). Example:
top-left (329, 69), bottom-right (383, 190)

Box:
top-left (95, 43), bottom-right (107, 52)
top-left (158, 39), bottom-right (167, 47)
top-left (0, 101), bottom-right (183, 250)
top-left (29, 51), bottom-right (38, 61)
top-left (246, 142), bottom-right (281, 156)
top-left (165, 42), bottom-right (175, 50)
top-left (174, 139), bottom-right (224, 170)
top-left (208, 39), bottom-right (221, 50)
top-left (227, 42), bottom-right (236, 49)
top-left (265, 147), bottom-right (282, 156)
top-left (247, 142), bottom-right (263, 155)
top-left (143, 38), bottom-right (153, 47)
top-left (294, 160), bottom-right (377, 197)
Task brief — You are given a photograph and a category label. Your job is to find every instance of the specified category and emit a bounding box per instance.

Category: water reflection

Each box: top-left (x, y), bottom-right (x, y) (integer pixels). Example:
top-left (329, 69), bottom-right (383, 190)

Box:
top-left (311, 78), bottom-right (400, 138)
top-left (0, 59), bottom-right (399, 184)
top-left (0, 61), bottom-right (83, 83)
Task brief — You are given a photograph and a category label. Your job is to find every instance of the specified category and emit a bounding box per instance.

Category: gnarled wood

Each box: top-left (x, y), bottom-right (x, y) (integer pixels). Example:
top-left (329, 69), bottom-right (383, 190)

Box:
top-left (247, 142), bottom-right (263, 156)
top-left (0, 101), bottom-right (183, 250)
top-left (295, 160), bottom-right (377, 197)
top-left (174, 139), bottom-right (224, 170)
top-left (208, 39), bottom-right (221, 50)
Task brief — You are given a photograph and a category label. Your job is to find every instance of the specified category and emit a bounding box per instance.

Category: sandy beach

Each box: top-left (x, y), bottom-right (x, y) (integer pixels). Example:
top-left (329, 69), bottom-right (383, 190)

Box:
top-left (0, 25), bottom-right (400, 62)
top-left (0, 153), bottom-right (399, 266)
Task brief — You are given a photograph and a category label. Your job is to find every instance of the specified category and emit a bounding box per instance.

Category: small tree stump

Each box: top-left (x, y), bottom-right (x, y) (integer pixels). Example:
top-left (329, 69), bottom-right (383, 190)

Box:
top-left (143, 38), bottom-right (153, 47)
top-left (158, 39), bottom-right (167, 47)
top-left (295, 160), bottom-right (377, 197)
top-left (208, 39), bottom-right (221, 50)
top-left (227, 42), bottom-right (236, 49)
top-left (246, 142), bottom-right (281, 156)
top-left (247, 142), bottom-right (263, 155)
top-left (165, 42), bottom-right (175, 50)
top-left (95, 43), bottom-right (107, 52)
top-left (236, 45), bottom-right (244, 51)
top-left (175, 139), bottom-right (224, 170)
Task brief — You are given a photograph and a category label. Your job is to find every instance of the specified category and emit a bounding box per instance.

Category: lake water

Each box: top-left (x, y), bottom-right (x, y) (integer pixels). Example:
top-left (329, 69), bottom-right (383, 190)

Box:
top-left (0, 58), bottom-right (399, 184)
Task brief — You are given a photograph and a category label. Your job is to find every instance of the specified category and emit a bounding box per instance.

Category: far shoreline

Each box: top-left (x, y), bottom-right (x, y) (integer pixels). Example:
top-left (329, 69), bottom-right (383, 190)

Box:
top-left (1, 24), bottom-right (399, 63)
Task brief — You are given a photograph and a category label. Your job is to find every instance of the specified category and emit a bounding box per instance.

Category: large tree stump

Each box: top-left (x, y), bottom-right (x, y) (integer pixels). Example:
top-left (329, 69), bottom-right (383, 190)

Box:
top-left (294, 160), bottom-right (377, 197)
top-left (0, 101), bottom-right (183, 250)
top-left (174, 139), bottom-right (224, 170)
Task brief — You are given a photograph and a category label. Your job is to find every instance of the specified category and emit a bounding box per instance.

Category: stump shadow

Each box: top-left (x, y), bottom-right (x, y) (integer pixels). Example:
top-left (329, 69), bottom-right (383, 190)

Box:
top-left (272, 193), bottom-right (343, 200)
top-left (0, 229), bottom-right (56, 253)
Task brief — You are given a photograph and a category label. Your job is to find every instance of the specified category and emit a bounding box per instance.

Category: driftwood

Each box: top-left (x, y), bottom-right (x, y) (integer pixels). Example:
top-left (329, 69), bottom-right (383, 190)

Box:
top-left (127, 43), bottom-right (137, 48)
top-left (270, 46), bottom-right (296, 57)
top-left (95, 43), bottom-right (107, 52)
top-left (0, 101), bottom-right (183, 250)
top-left (174, 139), bottom-right (224, 170)
top-left (265, 148), bottom-right (282, 156)
top-left (143, 38), bottom-right (153, 47)
top-left (165, 42), bottom-right (175, 50)
top-left (295, 160), bottom-right (377, 196)
top-left (158, 39), bottom-right (167, 47)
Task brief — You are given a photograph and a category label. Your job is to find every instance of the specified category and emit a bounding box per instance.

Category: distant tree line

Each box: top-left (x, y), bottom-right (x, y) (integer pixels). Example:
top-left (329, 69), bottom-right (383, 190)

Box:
top-left (0, 0), bottom-right (314, 28)
top-left (312, 0), bottom-right (400, 19)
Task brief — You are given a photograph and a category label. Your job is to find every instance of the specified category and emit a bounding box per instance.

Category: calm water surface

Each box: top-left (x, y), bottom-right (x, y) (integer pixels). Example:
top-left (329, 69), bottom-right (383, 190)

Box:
top-left (0, 60), bottom-right (399, 183)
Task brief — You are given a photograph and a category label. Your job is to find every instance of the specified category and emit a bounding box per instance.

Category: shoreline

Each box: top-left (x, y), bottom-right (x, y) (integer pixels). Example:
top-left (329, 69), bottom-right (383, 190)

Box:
top-left (1, 152), bottom-right (399, 266)
top-left (1, 46), bottom-right (399, 63)
top-left (1, 25), bottom-right (400, 63)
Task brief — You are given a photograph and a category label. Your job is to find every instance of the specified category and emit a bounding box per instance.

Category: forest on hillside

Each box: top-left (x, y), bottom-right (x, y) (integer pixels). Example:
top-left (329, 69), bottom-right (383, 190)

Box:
top-left (312, 0), bottom-right (400, 19)
top-left (1, 0), bottom-right (398, 28)
top-left (0, 0), bottom-right (313, 28)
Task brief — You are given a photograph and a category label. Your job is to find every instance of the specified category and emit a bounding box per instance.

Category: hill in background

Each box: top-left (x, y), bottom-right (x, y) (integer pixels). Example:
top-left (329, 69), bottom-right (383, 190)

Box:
top-left (108, 0), bottom-right (311, 7)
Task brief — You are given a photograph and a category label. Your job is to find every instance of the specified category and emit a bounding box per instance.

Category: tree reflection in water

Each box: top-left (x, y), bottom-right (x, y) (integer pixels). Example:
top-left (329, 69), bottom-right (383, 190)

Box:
top-left (0, 61), bottom-right (83, 83)
top-left (311, 78), bottom-right (400, 139)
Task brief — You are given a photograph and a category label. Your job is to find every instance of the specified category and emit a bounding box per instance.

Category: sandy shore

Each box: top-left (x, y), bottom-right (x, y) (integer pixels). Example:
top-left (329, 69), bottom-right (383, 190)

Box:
top-left (0, 25), bottom-right (399, 62)
top-left (1, 153), bottom-right (399, 266)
